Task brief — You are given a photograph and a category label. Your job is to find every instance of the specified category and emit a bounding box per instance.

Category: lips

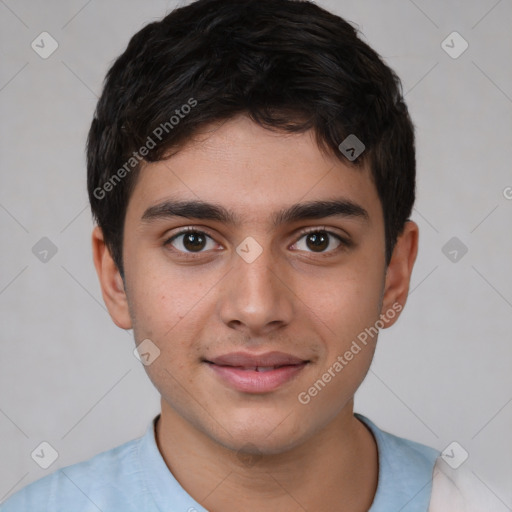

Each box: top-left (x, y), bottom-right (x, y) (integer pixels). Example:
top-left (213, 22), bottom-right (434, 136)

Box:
top-left (206, 351), bottom-right (307, 368)
top-left (204, 351), bottom-right (309, 393)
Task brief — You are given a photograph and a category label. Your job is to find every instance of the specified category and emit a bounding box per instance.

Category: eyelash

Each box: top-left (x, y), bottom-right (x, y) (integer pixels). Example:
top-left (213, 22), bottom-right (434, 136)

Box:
top-left (293, 227), bottom-right (352, 257)
top-left (164, 226), bottom-right (351, 258)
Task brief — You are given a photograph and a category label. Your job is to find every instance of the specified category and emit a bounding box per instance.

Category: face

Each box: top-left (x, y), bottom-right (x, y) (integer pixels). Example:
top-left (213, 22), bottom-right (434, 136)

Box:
top-left (94, 115), bottom-right (417, 455)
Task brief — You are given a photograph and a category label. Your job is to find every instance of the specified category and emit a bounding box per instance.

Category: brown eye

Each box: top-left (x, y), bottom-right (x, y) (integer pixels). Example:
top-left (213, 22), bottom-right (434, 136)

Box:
top-left (182, 232), bottom-right (207, 252)
top-left (166, 230), bottom-right (216, 253)
top-left (305, 232), bottom-right (330, 252)
top-left (292, 230), bottom-right (346, 254)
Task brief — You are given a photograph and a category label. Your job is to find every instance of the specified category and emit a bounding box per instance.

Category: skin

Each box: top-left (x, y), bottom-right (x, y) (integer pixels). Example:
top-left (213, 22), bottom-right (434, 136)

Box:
top-left (92, 114), bottom-right (418, 511)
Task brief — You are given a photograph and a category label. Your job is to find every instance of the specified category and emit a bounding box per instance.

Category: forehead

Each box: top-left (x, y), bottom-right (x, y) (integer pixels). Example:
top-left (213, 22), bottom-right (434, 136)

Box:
top-left (127, 115), bottom-right (382, 227)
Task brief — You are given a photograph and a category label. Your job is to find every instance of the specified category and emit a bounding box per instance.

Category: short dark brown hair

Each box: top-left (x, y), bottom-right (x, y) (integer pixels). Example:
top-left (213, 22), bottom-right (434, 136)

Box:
top-left (87, 0), bottom-right (416, 276)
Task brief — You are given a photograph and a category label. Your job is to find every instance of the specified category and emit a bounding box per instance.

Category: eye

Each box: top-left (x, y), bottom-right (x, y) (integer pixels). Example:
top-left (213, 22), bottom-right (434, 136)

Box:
top-left (165, 229), bottom-right (219, 253)
top-left (291, 229), bottom-right (349, 254)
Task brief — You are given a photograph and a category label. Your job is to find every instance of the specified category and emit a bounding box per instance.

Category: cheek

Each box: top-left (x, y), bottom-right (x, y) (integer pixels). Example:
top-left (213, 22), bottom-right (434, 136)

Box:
top-left (127, 254), bottom-right (211, 337)
top-left (128, 275), bottom-right (207, 388)
top-left (296, 277), bottom-right (381, 421)
top-left (306, 268), bottom-right (383, 346)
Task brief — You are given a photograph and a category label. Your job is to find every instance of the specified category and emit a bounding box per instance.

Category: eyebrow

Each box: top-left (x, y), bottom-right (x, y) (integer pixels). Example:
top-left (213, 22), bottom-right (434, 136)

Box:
top-left (141, 198), bottom-right (369, 227)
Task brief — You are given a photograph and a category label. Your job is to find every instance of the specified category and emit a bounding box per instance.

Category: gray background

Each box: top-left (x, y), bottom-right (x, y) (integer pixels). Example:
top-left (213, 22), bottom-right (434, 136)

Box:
top-left (1, 0), bottom-right (511, 507)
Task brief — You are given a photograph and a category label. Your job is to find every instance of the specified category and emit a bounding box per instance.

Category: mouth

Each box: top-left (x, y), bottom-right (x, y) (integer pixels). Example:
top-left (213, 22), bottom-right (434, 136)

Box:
top-left (210, 365), bottom-right (299, 372)
top-left (203, 351), bottom-right (310, 393)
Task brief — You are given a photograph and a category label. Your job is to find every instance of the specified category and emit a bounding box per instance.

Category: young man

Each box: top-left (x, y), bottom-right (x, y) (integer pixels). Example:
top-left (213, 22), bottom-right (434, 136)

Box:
top-left (0, 0), bottom-right (490, 510)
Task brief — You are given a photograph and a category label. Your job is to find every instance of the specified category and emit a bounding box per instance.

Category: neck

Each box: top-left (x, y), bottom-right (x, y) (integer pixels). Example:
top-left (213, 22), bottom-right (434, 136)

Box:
top-left (154, 399), bottom-right (378, 512)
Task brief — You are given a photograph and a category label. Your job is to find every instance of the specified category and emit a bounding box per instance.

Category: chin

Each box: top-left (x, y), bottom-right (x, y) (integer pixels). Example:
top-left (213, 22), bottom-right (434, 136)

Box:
top-left (211, 409), bottom-right (311, 455)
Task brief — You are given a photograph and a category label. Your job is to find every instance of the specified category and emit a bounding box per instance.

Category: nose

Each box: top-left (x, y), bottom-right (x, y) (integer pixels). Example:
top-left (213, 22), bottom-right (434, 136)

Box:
top-left (217, 242), bottom-right (294, 337)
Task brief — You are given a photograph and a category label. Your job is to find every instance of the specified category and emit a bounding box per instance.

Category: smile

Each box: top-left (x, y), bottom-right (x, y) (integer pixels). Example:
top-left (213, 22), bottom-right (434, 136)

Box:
top-left (204, 351), bottom-right (310, 393)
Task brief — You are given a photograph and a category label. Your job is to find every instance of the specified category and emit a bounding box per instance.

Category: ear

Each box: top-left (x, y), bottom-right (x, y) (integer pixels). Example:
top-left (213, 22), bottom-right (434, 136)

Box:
top-left (380, 221), bottom-right (419, 328)
top-left (92, 226), bottom-right (132, 329)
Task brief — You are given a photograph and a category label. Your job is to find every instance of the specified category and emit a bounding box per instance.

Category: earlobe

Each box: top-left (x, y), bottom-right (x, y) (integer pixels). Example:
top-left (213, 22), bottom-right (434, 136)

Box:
top-left (380, 221), bottom-right (419, 328)
top-left (92, 226), bottom-right (132, 330)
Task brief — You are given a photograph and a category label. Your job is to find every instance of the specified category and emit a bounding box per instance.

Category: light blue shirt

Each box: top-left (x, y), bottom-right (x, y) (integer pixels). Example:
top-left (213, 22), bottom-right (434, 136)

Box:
top-left (0, 413), bottom-right (440, 511)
